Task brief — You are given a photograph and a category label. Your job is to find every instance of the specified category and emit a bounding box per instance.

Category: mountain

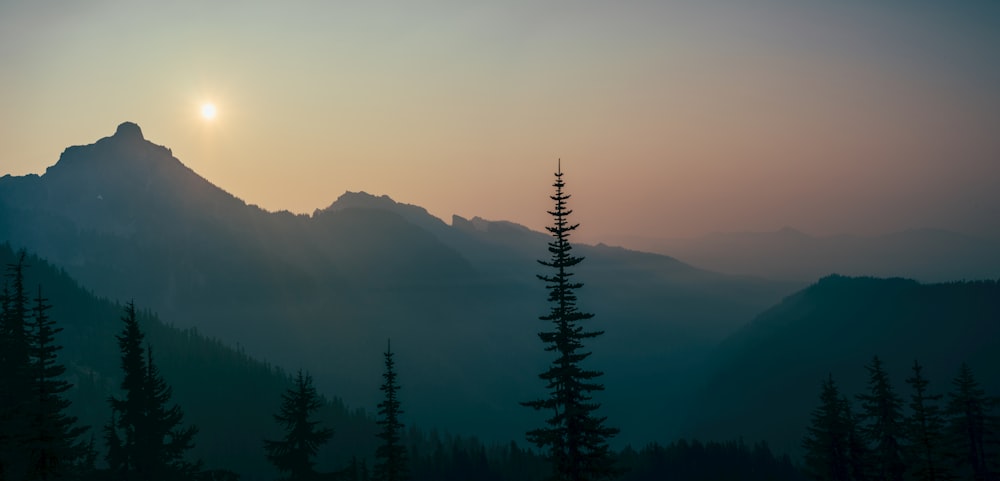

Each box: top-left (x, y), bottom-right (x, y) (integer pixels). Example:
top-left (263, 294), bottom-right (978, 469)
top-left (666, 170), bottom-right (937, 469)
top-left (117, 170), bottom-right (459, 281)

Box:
top-left (0, 122), bottom-right (798, 445)
top-left (606, 228), bottom-right (1000, 282)
top-left (0, 243), bottom-right (376, 480)
top-left (683, 275), bottom-right (1000, 455)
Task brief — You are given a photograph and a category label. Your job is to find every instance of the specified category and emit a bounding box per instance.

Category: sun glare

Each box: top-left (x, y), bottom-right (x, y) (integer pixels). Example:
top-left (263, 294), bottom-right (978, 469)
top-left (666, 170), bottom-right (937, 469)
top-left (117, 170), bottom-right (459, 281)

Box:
top-left (201, 103), bottom-right (217, 120)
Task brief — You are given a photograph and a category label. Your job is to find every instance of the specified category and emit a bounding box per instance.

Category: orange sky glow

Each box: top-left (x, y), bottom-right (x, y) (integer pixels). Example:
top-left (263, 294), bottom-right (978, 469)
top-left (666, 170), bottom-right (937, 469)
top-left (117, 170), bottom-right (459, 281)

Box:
top-left (2, 1), bottom-right (998, 242)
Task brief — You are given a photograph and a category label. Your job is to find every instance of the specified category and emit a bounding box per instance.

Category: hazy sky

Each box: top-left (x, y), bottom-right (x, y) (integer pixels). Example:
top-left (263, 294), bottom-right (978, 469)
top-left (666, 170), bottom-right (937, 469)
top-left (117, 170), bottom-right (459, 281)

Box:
top-left (2, 1), bottom-right (999, 241)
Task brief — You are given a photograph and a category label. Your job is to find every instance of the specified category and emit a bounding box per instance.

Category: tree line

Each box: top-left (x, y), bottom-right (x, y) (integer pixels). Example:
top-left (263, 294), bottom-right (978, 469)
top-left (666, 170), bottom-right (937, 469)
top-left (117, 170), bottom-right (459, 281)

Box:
top-left (802, 356), bottom-right (999, 481)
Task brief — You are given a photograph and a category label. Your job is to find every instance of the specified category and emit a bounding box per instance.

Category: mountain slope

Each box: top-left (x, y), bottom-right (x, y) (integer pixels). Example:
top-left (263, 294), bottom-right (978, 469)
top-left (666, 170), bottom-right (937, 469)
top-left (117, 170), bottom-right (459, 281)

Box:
top-left (0, 122), bottom-right (798, 444)
top-left (0, 243), bottom-right (376, 480)
top-left (683, 275), bottom-right (1000, 455)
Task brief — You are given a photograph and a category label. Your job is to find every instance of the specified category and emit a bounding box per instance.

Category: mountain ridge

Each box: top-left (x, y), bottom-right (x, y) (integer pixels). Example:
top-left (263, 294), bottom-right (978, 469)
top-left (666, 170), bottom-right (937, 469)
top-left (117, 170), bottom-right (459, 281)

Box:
top-left (0, 122), bottom-right (797, 445)
top-left (606, 227), bottom-right (1000, 282)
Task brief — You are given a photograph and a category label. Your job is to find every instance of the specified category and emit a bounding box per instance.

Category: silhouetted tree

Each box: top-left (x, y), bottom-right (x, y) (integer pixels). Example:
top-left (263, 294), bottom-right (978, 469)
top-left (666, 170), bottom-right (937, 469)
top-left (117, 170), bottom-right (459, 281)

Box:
top-left (1, 252), bottom-right (34, 479)
top-left (374, 340), bottom-right (408, 481)
top-left (842, 398), bottom-right (869, 481)
top-left (105, 301), bottom-right (199, 480)
top-left (944, 363), bottom-right (997, 481)
top-left (522, 162), bottom-right (619, 481)
top-left (803, 375), bottom-right (851, 481)
top-left (25, 285), bottom-right (90, 479)
top-left (264, 370), bottom-right (333, 481)
top-left (856, 356), bottom-right (905, 481)
top-left (905, 360), bottom-right (947, 481)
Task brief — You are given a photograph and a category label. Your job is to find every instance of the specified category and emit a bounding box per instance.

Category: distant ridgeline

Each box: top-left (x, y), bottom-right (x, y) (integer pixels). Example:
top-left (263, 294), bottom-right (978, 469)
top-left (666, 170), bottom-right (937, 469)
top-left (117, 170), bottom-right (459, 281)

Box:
top-left (0, 122), bottom-right (797, 446)
top-left (2, 123), bottom-right (998, 480)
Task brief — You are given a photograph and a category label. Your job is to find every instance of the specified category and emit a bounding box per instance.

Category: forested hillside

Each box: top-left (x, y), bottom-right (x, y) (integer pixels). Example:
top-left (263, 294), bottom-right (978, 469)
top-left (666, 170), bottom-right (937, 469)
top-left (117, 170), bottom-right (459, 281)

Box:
top-left (685, 275), bottom-right (1000, 456)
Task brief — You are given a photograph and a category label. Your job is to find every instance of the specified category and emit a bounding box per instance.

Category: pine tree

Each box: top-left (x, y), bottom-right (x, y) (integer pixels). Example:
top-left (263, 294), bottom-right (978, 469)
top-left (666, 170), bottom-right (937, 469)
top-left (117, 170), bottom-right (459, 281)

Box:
top-left (141, 345), bottom-right (200, 478)
top-left (264, 370), bottom-right (333, 481)
top-left (25, 285), bottom-right (90, 479)
top-left (842, 398), bottom-right (870, 481)
top-left (803, 375), bottom-right (851, 481)
top-left (105, 301), bottom-right (199, 480)
top-left (522, 162), bottom-right (619, 481)
top-left (944, 363), bottom-right (997, 481)
top-left (374, 339), bottom-right (408, 481)
top-left (905, 360), bottom-right (947, 481)
top-left (0, 252), bottom-right (34, 479)
top-left (856, 356), bottom-right (905, 481)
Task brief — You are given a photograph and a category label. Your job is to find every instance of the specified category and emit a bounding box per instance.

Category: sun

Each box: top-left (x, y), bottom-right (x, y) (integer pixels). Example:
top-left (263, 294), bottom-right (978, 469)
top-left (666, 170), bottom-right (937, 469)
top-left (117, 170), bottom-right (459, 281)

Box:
top-left (200, 103), bottom-right (217, 120)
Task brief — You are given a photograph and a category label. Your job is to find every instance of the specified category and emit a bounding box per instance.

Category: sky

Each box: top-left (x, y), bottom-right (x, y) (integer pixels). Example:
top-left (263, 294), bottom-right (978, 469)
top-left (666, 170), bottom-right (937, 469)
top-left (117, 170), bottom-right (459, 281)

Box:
top-left (2, 1), bottom-right (999, 242)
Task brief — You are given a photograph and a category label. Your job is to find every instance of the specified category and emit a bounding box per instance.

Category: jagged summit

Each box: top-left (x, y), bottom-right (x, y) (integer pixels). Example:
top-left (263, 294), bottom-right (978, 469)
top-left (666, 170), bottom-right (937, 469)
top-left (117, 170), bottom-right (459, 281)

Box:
top-left (114, 121), bottom-right (144, 141)
top-left (323, 191), bottom-right (400, 212)
top-left (43, 121), bottom-right (178, 180)
top-left (0, 121), bottom-right (247, 237)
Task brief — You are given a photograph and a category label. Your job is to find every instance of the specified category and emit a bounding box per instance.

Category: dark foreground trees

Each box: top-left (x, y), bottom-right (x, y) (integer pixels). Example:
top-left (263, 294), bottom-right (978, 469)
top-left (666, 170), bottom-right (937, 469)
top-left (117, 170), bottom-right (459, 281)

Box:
top-left (1, 253), bottom-right (33, 478)
top-left (523, 162), bottom-right (619, 481)
top-left (857, 356), bottom-right (905, 481)
top-left (0, 252), bottom-right (91, 480)
top-left (803, 359), bottom-right (999, 481)
top-left (374, 340), bottom-right (408, 481)
top-left (105, 301), bottom-right (199, 480)
top-left (905, 361), bottom-right (946, 481)
top-left (26, 285), bottom-right (91, 479)
top-left (264, 370), bottom-right (333, 481)
top-left (946, 363), bottom-right (998, 481)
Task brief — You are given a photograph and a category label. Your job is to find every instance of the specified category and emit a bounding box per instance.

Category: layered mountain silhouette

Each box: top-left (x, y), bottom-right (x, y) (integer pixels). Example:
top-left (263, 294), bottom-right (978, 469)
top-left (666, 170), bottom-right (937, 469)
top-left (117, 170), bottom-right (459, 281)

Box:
top-left (608, 227), bottom-right (1000, 282)
top-left (0, 122), bottom-right (797, 444)
top-left (683, 275), bottom-right (1000, 455)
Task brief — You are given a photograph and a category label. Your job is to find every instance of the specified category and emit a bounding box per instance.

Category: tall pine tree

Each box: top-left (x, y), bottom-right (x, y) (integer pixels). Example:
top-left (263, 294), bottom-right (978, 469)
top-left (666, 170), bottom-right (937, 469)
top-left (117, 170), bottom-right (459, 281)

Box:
top-left (522, 162), bottom-right (619, 481)
top-left (264, 370), bottom-right (333, 481)
top-left (25, 285), bottom-right (90, 479)
top-left (944, 363), bottom-right (997, 481)
top-left (803, 375), bottom-right (852, 481)
top-left (105, 301), bottom-right (199, 480)
top-left (0, 252), bottom-right (34, 479)
top-left (374, 339), bottom-right (408, 481)
top-left (905, 360), bottom-right (947, 481)
top-left (856, 356), bottom-right (905, 481)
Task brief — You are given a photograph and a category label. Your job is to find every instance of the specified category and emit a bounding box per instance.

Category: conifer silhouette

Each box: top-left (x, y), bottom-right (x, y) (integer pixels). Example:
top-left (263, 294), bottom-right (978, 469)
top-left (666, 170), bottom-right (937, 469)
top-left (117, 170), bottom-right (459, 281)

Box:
top-left (945, 363), bottom-right (998, 481)
top-left (25, 285), bottom-right (90, 479)
top-left (905, 360), bottom-right (947, 481)
top-left (374, 339), bottom-right (408, 481)
top-left (522, 162), bottom-right (619, 481)
top-left (857, 356), bottom-right (905, 481)
top-left (105, 301), bottom-right (199, 480)
top-left (803, 375), bottom-right (852, 481)
top-left (0, 252), bottom-right (34, 479)
top-left (264, 370), bottom-right (333, 481)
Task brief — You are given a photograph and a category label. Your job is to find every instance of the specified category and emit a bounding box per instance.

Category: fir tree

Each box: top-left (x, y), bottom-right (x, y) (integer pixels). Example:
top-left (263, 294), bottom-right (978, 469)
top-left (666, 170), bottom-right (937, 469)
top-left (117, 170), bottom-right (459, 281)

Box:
top-left (374, 340), bottom-right (408, 481)
top-left (25, 285), bottom-right (90, 480)
top-left (140, 345), bottom-right (200, 478)
top-left (522, 162), bottom-right (619, 481)
top-left (264, 370), bottom-right (333, 481)
top-left (802, 375), bottom-right (851, 481)
top-left (856, 356), bottom-right (905, 481)
top-left (0, 252), bottom-right (34, 479)
top-left (944, 363), bottom-right (997, 481)
top-left (842, 398), bottom-right (870, 481)
top-left (105, 301), bottom-right (199, 480)
top-left (905, 360), bottom-right (947, 481)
